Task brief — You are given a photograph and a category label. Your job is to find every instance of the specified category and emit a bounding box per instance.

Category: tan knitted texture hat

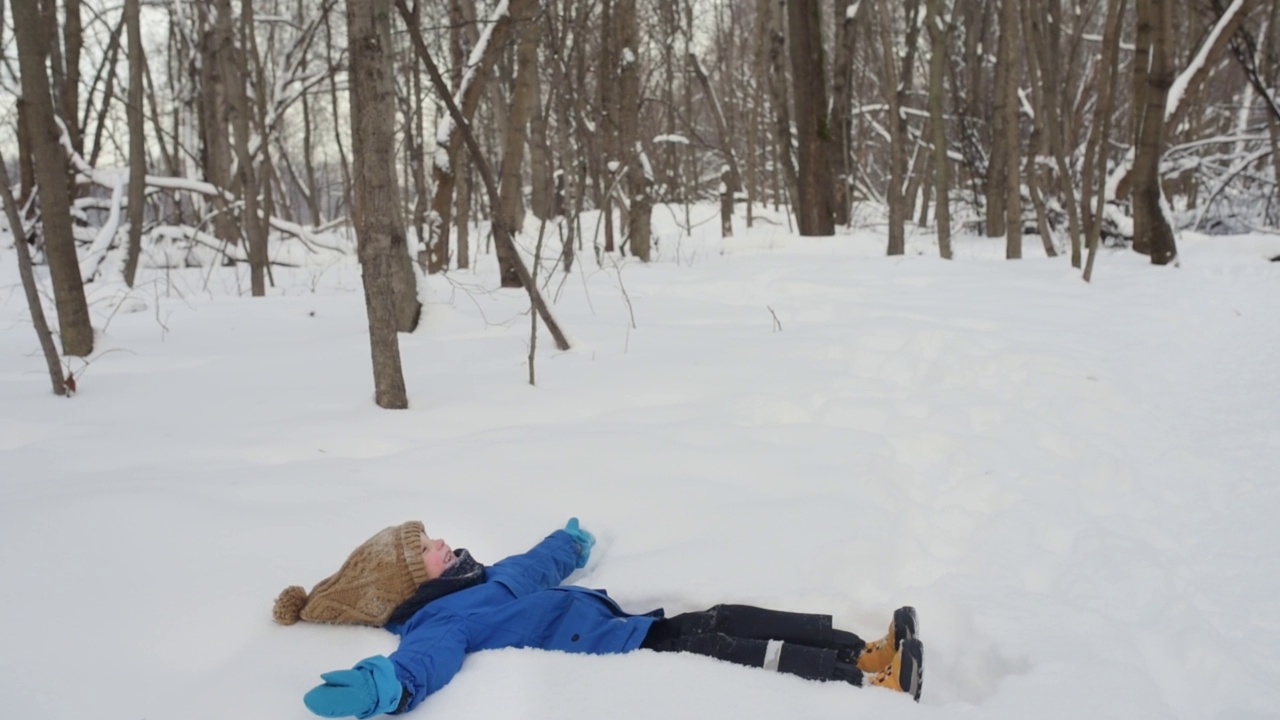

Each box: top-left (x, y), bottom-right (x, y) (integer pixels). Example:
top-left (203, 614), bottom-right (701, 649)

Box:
top-left (273, 521), bottom-right (431, 627)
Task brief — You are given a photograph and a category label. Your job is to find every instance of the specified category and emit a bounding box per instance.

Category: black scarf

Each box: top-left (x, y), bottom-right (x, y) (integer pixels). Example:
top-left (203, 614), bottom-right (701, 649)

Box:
top-left (387, 549), bottom-right (485, 626)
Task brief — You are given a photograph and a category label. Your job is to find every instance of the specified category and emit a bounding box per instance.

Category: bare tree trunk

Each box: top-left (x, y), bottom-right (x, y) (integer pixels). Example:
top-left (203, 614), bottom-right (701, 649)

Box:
top-left (1020, 0), bottom-right (1056, 258)
top-left (1083, 0), bottom-right (1126, 282)
top-left (1000, 0), bottom-right (1022, 259)
top-left (448, 0), bottom-right (470, 269)
top-left (747, 31), bottom-right (760, 227)
top-left (17, 100), bottom-right (36, 205)
top-left (346, 0), bottom-right (410, 408)
top-left (61, 0), bottom-right (82, 156)
top-left (323, 10), bottom-right (352, 218)
top-left (0, 149), bottom-right (66, 395)
top-left (876, 0), bottom-right (911, 254)
top-left (496, 12), bottom-right (541, 286)
top-left (12, 0), bottom-right (93, 357)
top-left (85, 12), bottom-right (123, 169)
top-left (405, 0), bottom-right (429, 269)
top-left (689, 51), bottom-right (741, 237)
top-left (528, 64), bottom-right (553, 221)
top-left (397, 0), bottom-right (572, 351)
top-left (300, 91), bottom-right (322, 224)
top-left (122, 0), bottom-right (146, 287)
top-left (830, 0), bottom-right (858, 227)
top-left (456, 169), bottom-right (472, 269)
top-left (789, 0), bottom-right (836, 236)
top-left (599, 0), bottom-right (617, 254)
top-left (549, 3), bottom-right (581, 270)
top-left (764, 0), bottom-right (800, 217)
top-left (986, 4), bottom-right (1008, 238)
top-left (1041, 0), bottom-right (1083, 266)
top-left (1270, 112), bottom-right (1280, 225)
top-left (1132, 0), bottom-right (1179, 265)
top-left (619, 0), bottom-right (652, 258)
top-left (199, 1), bottom-right (237, 247)
top-left (927, 0), bottom-right (952, 259)
top-left (226, 0), bottom-right (268, 296)
top-left (426, 0), bottom-right (528, 273)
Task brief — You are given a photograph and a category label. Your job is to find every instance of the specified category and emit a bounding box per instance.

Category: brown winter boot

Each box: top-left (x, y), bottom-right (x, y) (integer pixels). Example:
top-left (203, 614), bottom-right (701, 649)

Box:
top-left (868, 637), bottom-right (923, 702)
top-left (855, 606), bottom-right (917, 673)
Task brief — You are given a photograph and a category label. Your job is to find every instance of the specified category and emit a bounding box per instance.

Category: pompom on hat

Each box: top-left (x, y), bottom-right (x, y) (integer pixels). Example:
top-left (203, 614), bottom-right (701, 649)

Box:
top-left (273, 521), bottom-right (431, 627)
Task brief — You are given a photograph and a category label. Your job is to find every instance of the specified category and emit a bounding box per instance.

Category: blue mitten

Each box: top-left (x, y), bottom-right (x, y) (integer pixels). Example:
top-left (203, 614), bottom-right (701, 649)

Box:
top-left (564, 517), bottom-right (596, 569)
top-left (304, 656), bottom-right (404, 719)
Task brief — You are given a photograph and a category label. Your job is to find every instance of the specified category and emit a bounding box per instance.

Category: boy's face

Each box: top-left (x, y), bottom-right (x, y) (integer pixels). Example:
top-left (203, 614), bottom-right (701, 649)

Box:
top-left (420, 531), bottom-right (457, 580)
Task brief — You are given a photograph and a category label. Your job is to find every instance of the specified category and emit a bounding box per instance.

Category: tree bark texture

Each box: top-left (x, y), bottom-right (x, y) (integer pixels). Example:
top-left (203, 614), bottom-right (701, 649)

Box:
top-left (11, 0), bottom-right (94, 357)
top-left (1019, 0), bottom-right (1057, 258)
top-left (122, 0), bottom-right (146, 287)
top-left (876, 0), bottom-right (911, 254)
top-left (225, 0), bottom-right (268, 296)
top-left (689, 51), bottom-right (739, 238)
top-left (496, 13), bottom-right (541, 285)
top-left (788, 0), bottom-right (835, 236)
top-left (528, 64), bottom-right (553, 222)
top-left (757, 0), bottom-right (798, 217)
top-left (927, 0), bottom-right (952, 259)
top-left (198, 2), bottom-right (237, 247)
top-left (985, 3), bottom-right (1008, 238)
top-left (619, 0), bottom-right (652, 258)
top-left (1000, 0), bottom-right (1022, 259)
top-left (397, 0), bottom-right (571, 352)
top-left (1132, 0), bottom-right (1179, 265)
top-left (1083, 0), bottom-right (1126, 282)
top-left (61, 0), bottom-right (83, 156)
top-left (830, 0), bottom-right (858, 227)
top-left (1040, 0), bottom-right (1083, 266)
top-left (347, 0), bottom-right (411, 408)
top-left (0, 149), bottom-right (67, 395)
top-left (426, 0), bottom-right (531, 273)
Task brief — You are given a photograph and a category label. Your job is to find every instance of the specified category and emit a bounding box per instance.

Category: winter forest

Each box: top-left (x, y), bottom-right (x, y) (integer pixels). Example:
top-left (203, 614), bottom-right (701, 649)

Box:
top-left (3, 1), bottom-right (1280, 719)
top-left (2, 0), bottom-right (1279, 399)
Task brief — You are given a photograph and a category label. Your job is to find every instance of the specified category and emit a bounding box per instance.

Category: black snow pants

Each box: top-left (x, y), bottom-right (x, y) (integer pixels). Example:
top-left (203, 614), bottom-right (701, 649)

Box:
top-left (639, 604), bottom-right (867, 685)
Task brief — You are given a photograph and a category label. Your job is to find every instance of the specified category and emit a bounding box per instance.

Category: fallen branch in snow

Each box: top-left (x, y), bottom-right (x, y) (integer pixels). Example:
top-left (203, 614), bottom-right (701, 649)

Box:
top-left (51, 116), bottom-right (350, 274)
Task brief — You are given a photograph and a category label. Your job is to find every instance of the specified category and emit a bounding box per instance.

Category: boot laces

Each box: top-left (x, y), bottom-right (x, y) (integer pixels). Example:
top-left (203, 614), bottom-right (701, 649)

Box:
top-left (872, 659), bottom-right (896, 686)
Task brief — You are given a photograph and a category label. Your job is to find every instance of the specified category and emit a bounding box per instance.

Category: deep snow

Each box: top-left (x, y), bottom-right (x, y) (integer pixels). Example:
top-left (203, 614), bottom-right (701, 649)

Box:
top-left (2, 207), bottom-right (1278, 720)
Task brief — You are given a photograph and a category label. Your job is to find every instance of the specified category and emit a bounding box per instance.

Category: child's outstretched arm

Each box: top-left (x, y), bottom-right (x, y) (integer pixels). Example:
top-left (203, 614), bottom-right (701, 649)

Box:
top-left (486, 519), bottom-right (595, 596)
top-left (302, 618), bottom-right (469, 718)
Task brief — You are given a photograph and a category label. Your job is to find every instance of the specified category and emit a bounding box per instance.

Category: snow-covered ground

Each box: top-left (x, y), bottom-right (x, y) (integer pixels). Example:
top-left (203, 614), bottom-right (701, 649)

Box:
top-left (2, 207), bottom-right (1278, 720)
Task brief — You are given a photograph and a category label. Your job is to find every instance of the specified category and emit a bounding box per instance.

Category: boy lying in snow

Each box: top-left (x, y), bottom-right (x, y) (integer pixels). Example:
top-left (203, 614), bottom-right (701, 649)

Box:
top-left (274, 520), bottom-right (924, 717)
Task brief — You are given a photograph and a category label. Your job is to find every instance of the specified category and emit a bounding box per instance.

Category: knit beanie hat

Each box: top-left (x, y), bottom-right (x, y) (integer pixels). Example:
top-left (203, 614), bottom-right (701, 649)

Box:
top-left (273, 521), bottom-right (432, 627)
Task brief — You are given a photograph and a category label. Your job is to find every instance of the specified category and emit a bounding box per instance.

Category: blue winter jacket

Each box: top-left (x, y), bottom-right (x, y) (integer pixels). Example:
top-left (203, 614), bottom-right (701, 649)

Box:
top-left (381, 530), bottom-right (661, 713)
